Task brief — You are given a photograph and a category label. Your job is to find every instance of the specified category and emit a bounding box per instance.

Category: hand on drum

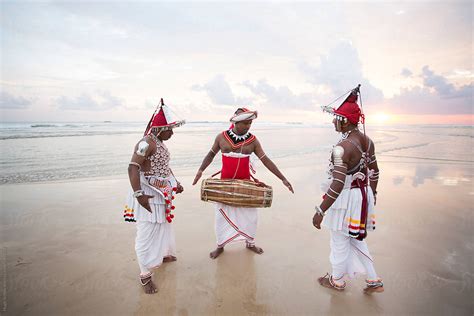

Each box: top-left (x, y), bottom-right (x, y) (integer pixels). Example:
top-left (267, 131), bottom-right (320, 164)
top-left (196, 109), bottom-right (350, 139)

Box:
top-left (137, 194), bottom-right (154, 213)
top-left (282, 179), bottom-right (294, 193)
top-left (251, 177), bottom-right (266, 187)
top-left (192, 170), bottom-right (203, 185)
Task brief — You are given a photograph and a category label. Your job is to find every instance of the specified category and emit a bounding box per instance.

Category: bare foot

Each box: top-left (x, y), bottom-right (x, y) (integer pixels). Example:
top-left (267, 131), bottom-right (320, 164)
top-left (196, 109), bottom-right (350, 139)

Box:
top-left (140, 275), bottom-right (157, 294)
top-left (210, 247), bottom-right (224, 259)
top-left (163, 256), bottom-right (177, 263)
top-left (246, 244), bottom-right (264, 254)
top-left (317, 274), bottom-right (345, 291)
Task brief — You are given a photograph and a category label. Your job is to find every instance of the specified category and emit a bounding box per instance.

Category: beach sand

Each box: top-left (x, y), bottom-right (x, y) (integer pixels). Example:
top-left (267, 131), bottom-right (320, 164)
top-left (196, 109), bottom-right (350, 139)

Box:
top-left (1, 154), bottom-right (473, 315)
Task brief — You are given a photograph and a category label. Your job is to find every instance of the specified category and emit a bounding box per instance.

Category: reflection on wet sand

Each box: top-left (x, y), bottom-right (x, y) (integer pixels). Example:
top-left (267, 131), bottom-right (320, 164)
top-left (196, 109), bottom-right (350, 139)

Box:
top-left (412, 165), bottom-right (439, 187)
top-left (212, 247), bottom-right (267, 315)
top-left (390, 160), bottom-right (471, 188)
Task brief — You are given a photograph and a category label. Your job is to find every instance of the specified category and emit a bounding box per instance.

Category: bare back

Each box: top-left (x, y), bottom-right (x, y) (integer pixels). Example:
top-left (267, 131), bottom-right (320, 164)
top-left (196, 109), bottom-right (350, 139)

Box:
top-left (338, 131), bottom-right (375, 174)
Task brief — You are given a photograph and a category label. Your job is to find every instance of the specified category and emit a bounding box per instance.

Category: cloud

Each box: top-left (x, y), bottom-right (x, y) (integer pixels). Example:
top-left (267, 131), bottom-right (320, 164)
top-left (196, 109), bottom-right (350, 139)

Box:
top-left (192, 74), bottom-right (236, 105)
top-left (242, 79), bottom-right (315, 109)
top-left (422, 65), bottom-right (472, 99)
top-left (298, 41), bottom-right (384, 105)
top-left (192, 74), bottom-right (253, 106)
top-left (401, 68), bottom-right (413, 77)
top-left (193, 74), bottom-right (314, 109)
top-left (0, 91), bottom-right (32, 109)
top-left (422, 65), bottom-right (456, 96)
top-left (194, 41), bottom-right (386, 111)
top-left (56, 91), bottom-right (123, 111)
top-left (386, 67), bottom-right (473, 115)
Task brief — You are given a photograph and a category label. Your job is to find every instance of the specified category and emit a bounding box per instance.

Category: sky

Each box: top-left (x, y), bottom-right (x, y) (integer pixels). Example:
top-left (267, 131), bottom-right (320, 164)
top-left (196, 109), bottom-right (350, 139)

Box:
top-left (1, 1), bottom-right (472, 124)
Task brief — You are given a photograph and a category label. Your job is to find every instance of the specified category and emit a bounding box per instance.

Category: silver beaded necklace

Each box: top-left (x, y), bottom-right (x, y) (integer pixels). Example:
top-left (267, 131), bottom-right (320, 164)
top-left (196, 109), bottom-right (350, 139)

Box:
top-left (340, 127), bottom-right (359, 141)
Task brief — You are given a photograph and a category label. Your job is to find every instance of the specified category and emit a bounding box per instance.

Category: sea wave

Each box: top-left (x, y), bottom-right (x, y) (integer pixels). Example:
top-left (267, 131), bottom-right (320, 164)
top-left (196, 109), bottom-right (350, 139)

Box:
top-left (377, 142), bottom-right (432, 154)
top-left (30, 124), bottom-right (59, 128)
top-left (0, 130), bottom-right (141, 140)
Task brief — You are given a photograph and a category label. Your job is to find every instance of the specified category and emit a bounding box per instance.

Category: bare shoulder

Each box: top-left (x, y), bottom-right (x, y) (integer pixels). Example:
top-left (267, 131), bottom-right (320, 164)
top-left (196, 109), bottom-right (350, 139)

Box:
top-left (365, 135), bottom-right (376, 154)
top-left (251, 136), bottom-right (261, 149)
top-left (135, 135), bottom-right (156, 151)
top-left (335, 140), bottom-right (352, 153)
top-left (216, 132), bottom-right (225, 141)
top-left (215, 132), bottom-right (225, 144)
top-left (215, 132), bottom-right (227, 149)
top-left (137, 135), bottom-right (153, 145)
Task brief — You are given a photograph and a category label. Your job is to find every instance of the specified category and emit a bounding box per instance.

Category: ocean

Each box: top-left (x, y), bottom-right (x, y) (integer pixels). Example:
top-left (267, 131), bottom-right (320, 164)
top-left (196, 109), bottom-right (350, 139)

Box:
top-left (0, 121), bottom-right (472, 184)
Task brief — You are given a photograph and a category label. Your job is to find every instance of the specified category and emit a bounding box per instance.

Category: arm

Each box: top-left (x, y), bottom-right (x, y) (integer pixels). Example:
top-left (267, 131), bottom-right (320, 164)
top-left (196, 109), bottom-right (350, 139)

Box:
top-left (192, 135), bottom-right (220, 185)
top-left (128, 138), bottom-right (154, 212)
top-left (313, 144), bottom-right (349, 229)
top-left (170, 169), bottom-right (184, 193)
top-left (254, 139), bottom-right (294, 193)
top-left (367, 140), bottom-right (379, 204)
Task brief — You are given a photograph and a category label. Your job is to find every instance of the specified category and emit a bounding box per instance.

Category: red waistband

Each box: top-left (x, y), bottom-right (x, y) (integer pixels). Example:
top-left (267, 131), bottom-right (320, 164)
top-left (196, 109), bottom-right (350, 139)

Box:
top-left (350, 179), bottom-right (368, 189)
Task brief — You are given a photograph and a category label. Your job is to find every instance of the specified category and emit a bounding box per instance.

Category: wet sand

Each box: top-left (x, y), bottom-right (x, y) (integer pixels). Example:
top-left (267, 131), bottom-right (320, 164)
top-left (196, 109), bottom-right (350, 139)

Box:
top-left (1, 154), bottom-right (473, 315)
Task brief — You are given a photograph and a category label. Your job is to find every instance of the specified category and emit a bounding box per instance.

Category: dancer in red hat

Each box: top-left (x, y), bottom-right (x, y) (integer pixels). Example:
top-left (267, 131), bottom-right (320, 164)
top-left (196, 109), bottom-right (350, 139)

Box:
top-left (124, 99), bottom-right (185, 294)
top-left (313, 86), bottom-right (384, 293)
top-left (192, 108), bottom-right (294, 259)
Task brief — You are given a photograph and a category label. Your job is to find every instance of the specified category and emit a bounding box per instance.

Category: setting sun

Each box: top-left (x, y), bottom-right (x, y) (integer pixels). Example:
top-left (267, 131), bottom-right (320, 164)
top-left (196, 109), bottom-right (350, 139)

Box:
top-left (372, 112), bottom-right (392, 123)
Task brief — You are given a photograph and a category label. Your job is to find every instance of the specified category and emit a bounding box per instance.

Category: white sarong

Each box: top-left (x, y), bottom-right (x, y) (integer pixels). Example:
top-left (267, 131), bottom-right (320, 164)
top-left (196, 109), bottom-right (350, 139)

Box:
top-left (330, 230), bottom-right (378, 280)
top-left (321, 174), bottom-right (376, 237)
top-left (320, 174), bottom-right (379, 280)
top-left (135, 220), bottom-right (176, 274)
top-left (124, 173), bottom-right (177, 275)
top-left (215, 202), bottom-right (258, 247)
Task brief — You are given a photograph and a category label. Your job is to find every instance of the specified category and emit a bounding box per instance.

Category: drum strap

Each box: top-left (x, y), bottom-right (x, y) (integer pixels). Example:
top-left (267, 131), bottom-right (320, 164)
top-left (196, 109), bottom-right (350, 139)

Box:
top-left (230, 142), bottom-right (245, 179)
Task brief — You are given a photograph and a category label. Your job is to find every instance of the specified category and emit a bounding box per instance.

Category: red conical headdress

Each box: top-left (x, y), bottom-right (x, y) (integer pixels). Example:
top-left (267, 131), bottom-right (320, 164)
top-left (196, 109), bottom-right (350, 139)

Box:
top-left (333, 85), bottom-right (364, 124)
top-left (321, 85), bottom-right (364, 124)
top-left (144, 98), bottom-right (186, 136)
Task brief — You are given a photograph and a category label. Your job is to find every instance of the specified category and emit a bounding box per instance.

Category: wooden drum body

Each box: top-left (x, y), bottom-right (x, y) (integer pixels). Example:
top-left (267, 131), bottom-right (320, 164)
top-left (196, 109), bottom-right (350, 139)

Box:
top-left (200, 178), bottom-right (273, 208)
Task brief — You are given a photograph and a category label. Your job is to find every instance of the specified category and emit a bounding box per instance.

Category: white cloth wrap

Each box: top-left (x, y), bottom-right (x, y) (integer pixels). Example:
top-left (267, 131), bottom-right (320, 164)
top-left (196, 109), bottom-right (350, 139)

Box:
top-left (330, 230), bottom-right (378, 280)
top-left (321, 174), bottom-right (376, 236)
top-left (135, 221), bottom-right (176, 273)
top-left (215, 202), bottom-right (258, 247)
top-left (126, 173), bottom-right (177, 223)
top-left (230, 111), bottom-right (257, 123)
top-left (222, 152), bottom-right (250, 158)
top-left (129, 173), bottom-right (177, 273)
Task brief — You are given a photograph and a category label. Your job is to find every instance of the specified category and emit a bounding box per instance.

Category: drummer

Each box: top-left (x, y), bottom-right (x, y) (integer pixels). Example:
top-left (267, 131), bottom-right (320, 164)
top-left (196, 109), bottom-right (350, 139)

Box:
top-left (192, 108), bottom-right (294, 259)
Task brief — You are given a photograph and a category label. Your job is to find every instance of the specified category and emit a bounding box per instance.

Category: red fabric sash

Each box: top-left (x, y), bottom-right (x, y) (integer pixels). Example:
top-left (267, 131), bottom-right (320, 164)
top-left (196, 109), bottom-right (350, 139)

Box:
top-left (221, 155), bottom-right (250, 180)
top-left (351, 178), bottom-right (369, 240)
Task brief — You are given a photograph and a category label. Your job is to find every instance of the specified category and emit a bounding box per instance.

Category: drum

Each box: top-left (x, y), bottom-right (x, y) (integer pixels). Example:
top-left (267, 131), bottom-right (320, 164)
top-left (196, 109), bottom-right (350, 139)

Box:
top-left (200, 178), bottom-right (273, 208)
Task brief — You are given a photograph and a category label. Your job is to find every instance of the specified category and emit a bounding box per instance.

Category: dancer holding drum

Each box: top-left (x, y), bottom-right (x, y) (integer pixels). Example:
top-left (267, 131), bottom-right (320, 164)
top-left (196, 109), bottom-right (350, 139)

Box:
top-left (192, 108), bottom-right (294, 259)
